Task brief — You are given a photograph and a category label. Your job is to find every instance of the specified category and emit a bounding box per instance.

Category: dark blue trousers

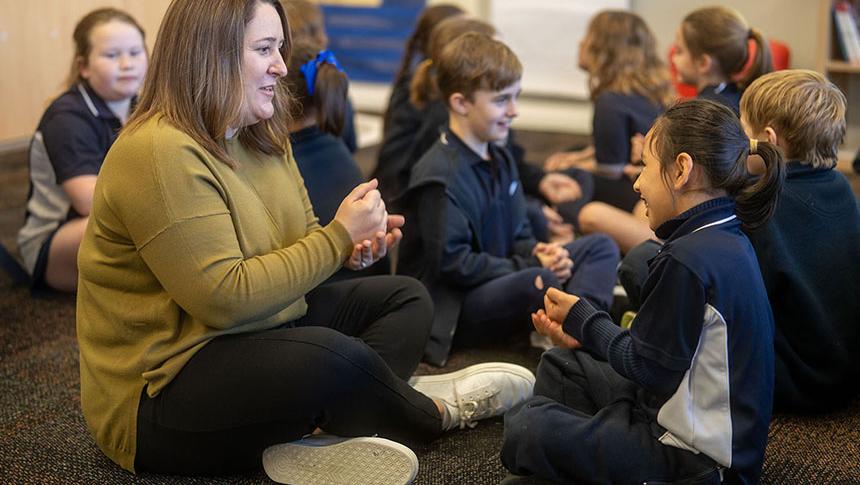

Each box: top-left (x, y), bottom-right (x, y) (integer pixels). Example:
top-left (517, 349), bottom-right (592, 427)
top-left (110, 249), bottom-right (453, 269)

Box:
top-left (455, 234), bottom-right (619, 347)
top-left (501, 348), bottom-right (720, 484)
top-left (617, 239), bottom-right (662, 310)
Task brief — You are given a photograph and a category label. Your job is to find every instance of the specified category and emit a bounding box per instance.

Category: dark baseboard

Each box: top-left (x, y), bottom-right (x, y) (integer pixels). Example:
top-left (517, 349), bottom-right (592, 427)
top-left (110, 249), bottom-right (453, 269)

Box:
top-left (0, 143), bottom-right (27, 169)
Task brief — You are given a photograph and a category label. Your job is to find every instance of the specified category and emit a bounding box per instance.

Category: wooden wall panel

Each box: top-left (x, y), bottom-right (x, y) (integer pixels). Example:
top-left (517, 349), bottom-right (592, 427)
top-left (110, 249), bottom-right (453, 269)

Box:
top-left (0, 1), bottom-right (171, 146)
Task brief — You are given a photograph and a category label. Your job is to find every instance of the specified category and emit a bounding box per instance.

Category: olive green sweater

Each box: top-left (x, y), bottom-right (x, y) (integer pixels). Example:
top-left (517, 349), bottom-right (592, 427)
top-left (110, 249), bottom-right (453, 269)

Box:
top-left (76, 117), bottom-right (353, 472)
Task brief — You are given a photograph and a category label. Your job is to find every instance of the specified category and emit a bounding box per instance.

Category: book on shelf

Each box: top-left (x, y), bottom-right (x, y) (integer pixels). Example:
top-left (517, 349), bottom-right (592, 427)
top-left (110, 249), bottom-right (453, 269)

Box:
top-left (834, 0), bottom-right (860, 64)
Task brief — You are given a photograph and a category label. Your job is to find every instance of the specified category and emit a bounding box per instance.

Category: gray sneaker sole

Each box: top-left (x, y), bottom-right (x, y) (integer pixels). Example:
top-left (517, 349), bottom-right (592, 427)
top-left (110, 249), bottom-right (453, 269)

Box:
top-left (262, 436), bottom-right (419, 485)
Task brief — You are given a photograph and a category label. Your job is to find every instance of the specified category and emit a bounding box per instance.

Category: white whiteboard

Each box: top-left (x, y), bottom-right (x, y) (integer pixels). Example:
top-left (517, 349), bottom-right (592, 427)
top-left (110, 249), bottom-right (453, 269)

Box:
top-left (490, 0), bottom-right (630, 100)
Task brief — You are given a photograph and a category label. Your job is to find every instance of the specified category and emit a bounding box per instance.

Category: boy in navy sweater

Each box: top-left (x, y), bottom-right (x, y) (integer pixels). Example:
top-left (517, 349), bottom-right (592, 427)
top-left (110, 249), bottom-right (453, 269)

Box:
top-left (397, 33), bottom-right (619, 366)
top-left (741, 69), bottom-right (860, 411)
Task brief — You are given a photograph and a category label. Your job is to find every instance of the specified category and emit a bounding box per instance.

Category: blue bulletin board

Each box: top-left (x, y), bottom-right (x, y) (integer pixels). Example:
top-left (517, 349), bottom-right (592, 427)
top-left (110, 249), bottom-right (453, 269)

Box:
top-left (322, 1), bottom-right (426, 83)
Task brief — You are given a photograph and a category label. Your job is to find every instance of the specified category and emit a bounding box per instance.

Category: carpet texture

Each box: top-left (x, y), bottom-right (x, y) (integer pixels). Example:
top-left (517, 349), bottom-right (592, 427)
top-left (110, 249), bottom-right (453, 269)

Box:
top-left (2, 134), bottom-right (860, 483)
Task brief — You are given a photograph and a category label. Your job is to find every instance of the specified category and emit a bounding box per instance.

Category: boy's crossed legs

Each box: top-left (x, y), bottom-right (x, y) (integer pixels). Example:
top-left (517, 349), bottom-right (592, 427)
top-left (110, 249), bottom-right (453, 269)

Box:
top-left (454, 234), bottom-right (619, 347)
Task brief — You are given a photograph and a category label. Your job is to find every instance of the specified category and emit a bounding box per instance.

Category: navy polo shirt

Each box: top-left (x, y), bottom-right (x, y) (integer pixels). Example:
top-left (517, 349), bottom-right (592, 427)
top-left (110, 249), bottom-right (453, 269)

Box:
top-left (592, 91), bottom-right (663, 176)
top-left (422, 128), bottom-right (539, 289)
top-left (445, 130), bottom-right (521, 259)
top-left (40, 82), bottom-right (123, 184)
top-left (17, 82), bottom-right (124, 273)
top-left (697, 83), bottom-right (742, 115)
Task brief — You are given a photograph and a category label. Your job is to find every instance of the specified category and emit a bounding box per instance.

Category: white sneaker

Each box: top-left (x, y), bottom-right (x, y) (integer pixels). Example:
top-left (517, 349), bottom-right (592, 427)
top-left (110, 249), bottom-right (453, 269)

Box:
top-left (262, 434), bottom-right (419, 485)
top-left (410, 362), bottom-right (535, 430)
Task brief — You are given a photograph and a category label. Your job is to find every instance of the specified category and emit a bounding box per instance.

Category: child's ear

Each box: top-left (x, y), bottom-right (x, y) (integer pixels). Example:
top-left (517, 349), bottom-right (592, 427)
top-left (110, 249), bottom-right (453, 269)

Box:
top-left (695, 53), bottom-right (714, 77)
top-left (673, 152), bottom-right (695, 190)
top-left (77, 56), bottom-right (90, 80)
top-left (762, 126), bottom-right (779, 146)
top-left (448, 92), bottom-right (470, 117)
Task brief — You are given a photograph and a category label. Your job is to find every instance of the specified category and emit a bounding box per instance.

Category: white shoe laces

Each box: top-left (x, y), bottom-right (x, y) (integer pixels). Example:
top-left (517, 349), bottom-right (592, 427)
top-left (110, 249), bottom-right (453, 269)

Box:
top-left (456, 385), bottom-right (500, 429)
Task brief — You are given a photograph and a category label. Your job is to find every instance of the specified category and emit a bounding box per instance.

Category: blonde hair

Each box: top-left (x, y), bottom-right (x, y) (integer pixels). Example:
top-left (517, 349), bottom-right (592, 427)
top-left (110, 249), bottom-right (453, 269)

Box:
top-left (435, 32), bottom-right (522, 107)
top-left (66, 8), bottom-right (146, 88)
top-left (741, 70), bottom-right (846, 169)
top-left (126, 0), bottom-right (292, 168)
top-left (681, 6), bottom-right (772, 90)
top-left (580, 10), bottom-right (673, 107)
top-left (409, 16), bottom-right (496, 109)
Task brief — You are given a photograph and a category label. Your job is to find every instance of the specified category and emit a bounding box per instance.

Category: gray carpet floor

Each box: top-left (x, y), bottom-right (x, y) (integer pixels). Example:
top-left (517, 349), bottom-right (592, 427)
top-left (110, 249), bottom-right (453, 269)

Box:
top-left (2, 133), bottom-right (860, 484)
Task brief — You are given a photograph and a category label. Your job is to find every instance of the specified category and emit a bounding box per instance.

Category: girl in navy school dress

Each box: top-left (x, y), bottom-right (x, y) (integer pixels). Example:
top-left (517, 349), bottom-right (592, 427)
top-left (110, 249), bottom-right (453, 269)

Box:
top-left (543, 11), bottom-right (672, 253)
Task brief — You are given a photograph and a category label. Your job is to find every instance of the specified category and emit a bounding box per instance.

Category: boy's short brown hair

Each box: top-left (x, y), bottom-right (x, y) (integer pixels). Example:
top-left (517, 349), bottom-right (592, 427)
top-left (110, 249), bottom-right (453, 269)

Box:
top-left (436, 32), bottom-right (522, 106)
top-left (741, 70), bottom-right (846, 169)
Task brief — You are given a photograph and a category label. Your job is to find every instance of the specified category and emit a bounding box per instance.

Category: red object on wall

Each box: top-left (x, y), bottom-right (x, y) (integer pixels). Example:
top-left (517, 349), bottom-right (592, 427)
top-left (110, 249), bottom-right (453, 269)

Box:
top-left (670, 39), bottom-right (791, 99)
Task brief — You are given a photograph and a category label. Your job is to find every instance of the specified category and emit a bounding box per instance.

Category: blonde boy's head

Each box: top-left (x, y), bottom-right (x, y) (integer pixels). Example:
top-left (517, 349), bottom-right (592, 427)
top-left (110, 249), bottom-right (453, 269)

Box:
top-left (741, 69), bottom-right (846, 169)
top-left (436, 32), bottom-right (522, 106)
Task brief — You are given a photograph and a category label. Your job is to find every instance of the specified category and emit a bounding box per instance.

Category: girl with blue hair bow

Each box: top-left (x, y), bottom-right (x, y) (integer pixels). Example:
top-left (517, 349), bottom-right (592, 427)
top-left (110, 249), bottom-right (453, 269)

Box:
top-left (286, 41), bottom-right (363, 231)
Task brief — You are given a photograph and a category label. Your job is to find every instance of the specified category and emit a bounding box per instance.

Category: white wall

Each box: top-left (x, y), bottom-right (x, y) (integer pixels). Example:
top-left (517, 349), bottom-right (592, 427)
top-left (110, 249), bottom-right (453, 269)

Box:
top-left (633, 0), bottom-right (819, 70)
top-left (431, 0), bottom-right (821, 70)
top-left (362, 0), bottom-right (602, 134)
top-left (372, 0), bottom-right (825, 136)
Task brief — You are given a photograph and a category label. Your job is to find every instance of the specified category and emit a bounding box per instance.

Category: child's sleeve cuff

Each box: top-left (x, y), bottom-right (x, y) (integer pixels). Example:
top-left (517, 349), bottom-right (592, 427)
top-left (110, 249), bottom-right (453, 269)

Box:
top-left (563, 298), bottom-right (599, 341)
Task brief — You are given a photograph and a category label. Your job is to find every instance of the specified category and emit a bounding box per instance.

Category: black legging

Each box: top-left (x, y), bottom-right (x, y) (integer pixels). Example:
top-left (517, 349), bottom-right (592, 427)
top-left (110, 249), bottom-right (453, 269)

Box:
top-left (135, 275), bottom-right (443, 475)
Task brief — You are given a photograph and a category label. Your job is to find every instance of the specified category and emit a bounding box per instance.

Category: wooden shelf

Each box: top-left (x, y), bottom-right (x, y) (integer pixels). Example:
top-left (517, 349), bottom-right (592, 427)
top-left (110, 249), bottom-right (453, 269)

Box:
top-left (826, 60), bottom-right (860, 73)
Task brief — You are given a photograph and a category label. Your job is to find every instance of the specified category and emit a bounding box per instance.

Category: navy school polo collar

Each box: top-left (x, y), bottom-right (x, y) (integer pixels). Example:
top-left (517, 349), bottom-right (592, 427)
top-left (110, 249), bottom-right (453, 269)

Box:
top-left (76, 81), bottom-right (135, 122)
top-left (785, 159), bottom-right (834, 177)
top-left (654, 197), bottom-right (738, 242)
top-left (440, 127), bottom-right (504, 167)
top-left (698, 82), bottom-right (738, 97)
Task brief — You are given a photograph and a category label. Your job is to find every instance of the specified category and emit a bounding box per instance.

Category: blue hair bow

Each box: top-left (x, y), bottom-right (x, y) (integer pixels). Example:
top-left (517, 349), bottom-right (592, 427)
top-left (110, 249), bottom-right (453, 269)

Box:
top-left (299, 49), bottom-right (346, 96)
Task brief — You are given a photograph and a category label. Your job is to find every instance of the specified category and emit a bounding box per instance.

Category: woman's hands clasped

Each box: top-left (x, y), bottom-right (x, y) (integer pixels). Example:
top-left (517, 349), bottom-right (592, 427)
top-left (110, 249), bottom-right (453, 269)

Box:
top-left (334, 179), bottom-right (405, 271)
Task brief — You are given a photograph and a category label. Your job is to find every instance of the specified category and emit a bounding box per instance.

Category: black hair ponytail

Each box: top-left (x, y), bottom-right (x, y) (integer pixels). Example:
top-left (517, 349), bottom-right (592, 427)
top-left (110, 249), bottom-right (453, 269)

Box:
top-left (735, 139), bottom-right (784, 229)
top-left (652, 99), bottom-right (784, 229)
